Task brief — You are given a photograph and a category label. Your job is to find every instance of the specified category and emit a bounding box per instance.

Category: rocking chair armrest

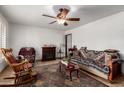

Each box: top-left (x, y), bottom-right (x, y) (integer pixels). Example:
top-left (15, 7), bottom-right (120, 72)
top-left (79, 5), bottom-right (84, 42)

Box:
top-left (21, 59), bottom-right (30, 63)
top-left (12, 60), bottom-right (29, 67)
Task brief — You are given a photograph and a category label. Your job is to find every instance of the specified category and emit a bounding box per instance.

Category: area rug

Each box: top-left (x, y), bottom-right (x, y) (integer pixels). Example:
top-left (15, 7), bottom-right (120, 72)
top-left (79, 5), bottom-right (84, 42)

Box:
top-left (19, 62), bottom-right (108, 87)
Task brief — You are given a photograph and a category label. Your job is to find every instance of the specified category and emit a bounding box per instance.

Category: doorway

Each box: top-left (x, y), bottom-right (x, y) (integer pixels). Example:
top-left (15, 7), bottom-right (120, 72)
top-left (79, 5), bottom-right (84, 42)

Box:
top-left (65, 34), bottom-right (72, 57)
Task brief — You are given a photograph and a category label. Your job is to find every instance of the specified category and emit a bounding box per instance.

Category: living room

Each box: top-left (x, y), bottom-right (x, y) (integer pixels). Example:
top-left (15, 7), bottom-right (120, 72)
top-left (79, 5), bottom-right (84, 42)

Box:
top-left (0, 4), bottom-right (124, 88)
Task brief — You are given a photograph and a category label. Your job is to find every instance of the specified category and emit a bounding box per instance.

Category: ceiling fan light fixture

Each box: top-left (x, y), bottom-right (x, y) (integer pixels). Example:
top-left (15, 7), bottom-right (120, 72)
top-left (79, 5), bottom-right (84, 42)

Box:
top-left (42, 7), bottom-right (80, 26)
top-left (57, 19), bottom-right (66, 24)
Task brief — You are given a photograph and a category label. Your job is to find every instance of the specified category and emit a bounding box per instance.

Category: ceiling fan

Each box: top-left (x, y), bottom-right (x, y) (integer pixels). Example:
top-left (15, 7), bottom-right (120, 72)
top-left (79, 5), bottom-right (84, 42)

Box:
top-left (42, 8), bottom-right (80, 26)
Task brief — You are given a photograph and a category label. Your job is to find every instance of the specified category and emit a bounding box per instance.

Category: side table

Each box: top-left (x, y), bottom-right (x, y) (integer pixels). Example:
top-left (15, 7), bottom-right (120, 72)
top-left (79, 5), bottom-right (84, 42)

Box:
top-left (59, 60), bottom-right (80, 81)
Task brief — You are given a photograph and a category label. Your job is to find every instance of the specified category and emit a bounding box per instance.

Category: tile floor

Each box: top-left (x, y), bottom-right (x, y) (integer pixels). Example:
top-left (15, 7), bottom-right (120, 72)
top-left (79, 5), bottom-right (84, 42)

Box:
top-left (0, 59), bottom-right (124, 87)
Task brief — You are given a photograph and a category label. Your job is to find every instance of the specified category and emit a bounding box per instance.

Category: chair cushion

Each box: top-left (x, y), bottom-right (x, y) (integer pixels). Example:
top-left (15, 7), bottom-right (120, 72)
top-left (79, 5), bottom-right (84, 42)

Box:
top-left (6, 52), bottom-right (17, 63)
top-left (19, 47), bottom-right (35, 63)
top-left (24, 63), bottom-right (32, 68)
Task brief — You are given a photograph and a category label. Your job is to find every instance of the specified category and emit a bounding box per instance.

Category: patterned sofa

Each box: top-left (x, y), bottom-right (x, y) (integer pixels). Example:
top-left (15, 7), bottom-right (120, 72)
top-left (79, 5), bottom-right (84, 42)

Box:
top-left (69, 47), bottom-right (122, 81)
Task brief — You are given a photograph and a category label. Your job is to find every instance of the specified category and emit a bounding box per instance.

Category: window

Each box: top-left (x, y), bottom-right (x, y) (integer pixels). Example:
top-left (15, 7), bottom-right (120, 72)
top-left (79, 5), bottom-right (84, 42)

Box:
top-left (0, 15), bottom-right (7, 59)
top-left (0, 21), bottom-right (1, 48)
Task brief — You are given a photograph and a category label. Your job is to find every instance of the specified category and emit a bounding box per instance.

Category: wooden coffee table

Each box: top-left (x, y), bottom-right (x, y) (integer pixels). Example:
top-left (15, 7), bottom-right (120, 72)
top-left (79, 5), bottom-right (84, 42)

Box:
top-left (59, 60), bottom-right (80, 81)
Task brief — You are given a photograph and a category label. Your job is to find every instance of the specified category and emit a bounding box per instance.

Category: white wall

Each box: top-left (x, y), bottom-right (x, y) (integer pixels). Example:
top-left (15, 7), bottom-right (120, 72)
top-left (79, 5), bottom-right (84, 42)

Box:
top-left (9, 23), bottom-right (64, 59)
top-left (65, 11), bottom-right (124, 73)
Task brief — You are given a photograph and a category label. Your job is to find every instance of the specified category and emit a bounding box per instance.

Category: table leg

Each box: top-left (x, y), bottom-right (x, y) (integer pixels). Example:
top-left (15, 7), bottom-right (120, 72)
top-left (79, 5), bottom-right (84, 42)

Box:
top-left (59, 63), bottom-right (61, 72)
top-left (77, 69), bottom-right (80, 78)
top-left (70, 70), bottom-right (72, 81)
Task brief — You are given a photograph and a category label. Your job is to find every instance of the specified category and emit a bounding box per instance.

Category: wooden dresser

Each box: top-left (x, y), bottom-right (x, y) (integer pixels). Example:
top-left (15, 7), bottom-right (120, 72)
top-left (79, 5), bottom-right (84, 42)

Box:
top-left (42, 47), bottom-right (56, 61)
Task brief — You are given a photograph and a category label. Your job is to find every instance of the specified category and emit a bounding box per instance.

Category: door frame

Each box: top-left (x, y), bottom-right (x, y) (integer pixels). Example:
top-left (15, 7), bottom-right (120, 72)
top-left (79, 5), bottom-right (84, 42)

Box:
top-left (65, 34), bottom-right (72, 57)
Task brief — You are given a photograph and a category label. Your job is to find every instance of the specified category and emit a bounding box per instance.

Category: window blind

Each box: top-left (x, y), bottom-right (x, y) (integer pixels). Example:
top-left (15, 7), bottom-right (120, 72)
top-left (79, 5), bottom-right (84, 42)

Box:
top-left (0, 21), bottom-right (2, 58)
top-left (0, 17), bottom-right (7, 59)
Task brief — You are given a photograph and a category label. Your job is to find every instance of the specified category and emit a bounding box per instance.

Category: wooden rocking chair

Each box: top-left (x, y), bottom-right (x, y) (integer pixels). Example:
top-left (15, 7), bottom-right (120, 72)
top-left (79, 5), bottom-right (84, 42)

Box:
top-left (0, 48), bottom-right (37, 86)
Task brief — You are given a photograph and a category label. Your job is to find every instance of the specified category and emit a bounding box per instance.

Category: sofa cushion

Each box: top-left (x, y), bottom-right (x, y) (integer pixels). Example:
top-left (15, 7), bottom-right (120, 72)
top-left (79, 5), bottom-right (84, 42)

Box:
top-left (79, 48), bottom-right (88, 59)
top-left (77, 48), bottom-right (110, 73)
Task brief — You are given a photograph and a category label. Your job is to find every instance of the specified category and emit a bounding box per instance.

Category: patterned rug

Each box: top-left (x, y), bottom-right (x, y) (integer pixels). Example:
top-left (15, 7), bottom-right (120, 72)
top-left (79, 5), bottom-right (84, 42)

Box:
top-left (21, 63), bottom-right (108, 87)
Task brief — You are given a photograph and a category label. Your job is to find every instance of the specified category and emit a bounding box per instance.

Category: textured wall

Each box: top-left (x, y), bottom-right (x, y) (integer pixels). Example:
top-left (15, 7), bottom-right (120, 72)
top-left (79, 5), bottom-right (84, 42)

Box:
top-left (9, 23), bottom-right (65, 59)
top-left (65, 12), bottom-right (124, 73)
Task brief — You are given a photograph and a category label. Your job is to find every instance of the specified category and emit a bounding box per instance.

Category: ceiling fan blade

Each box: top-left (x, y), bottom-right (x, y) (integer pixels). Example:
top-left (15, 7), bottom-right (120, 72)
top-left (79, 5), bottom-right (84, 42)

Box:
top-left (57, 8), bottom-right (69, 18)
top-left (49, 21), bottom-right (57, 24)
top-left (42, 14), bottom-right (56, 18)
top-left (64, 22), bottom-right (68, 26)
top-left (66, 18), bottom-right (80, 21)
top-left (61, 8), bottom-right (69, 17)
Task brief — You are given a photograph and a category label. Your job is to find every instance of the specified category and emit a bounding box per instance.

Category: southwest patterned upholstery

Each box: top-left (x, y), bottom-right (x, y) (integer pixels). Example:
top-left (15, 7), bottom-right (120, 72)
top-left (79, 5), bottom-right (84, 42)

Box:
top-left (19, 47), bottom-right (36, 63)
top-left (70, 47), bottom-right (110, 74)
top-left (69, 47), bottom-right (122, 80)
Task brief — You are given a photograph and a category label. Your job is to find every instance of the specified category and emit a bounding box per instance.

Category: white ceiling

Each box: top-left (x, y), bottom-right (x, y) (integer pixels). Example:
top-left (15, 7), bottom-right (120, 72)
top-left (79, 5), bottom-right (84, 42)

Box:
top-left (0, 5), bottom-right (124, 31)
